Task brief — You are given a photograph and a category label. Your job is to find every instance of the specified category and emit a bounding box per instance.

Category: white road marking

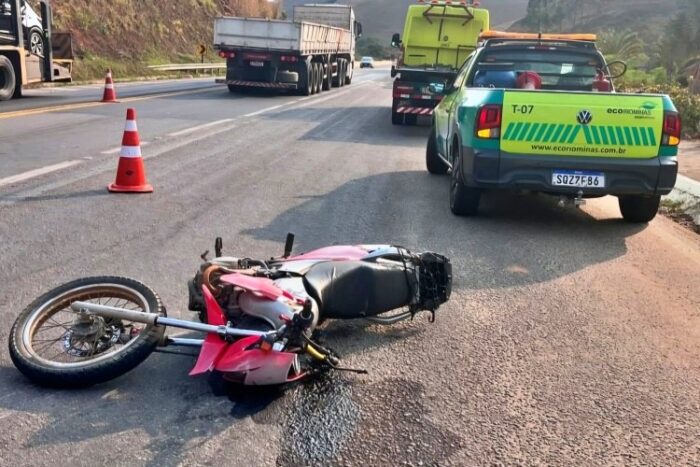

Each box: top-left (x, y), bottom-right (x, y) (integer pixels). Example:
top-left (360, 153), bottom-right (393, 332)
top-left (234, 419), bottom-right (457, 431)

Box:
top-left (243, 104), bottom-right (288, 118)
top-left (0, 160), bottom-right (83, 188)
top-left (167, 119), bottom-right (234, 137)
top-left (101, 141), bottom-right (150, 155)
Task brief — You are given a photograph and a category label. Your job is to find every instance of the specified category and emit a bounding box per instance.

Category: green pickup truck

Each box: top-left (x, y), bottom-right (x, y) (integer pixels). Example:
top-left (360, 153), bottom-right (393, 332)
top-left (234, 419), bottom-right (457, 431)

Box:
top-left (427, 33), bottom-right (681, 223)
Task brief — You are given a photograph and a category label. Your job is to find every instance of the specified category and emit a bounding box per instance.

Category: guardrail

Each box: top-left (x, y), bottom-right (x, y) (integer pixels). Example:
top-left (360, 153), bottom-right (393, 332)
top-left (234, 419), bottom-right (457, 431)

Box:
top-left (147, 63), bottom-right (226, 73)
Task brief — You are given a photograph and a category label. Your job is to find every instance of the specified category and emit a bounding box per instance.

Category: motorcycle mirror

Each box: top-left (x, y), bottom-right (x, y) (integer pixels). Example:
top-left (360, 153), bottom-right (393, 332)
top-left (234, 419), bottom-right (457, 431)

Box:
top-left (284, 233), bottom-right (295, 258)
top-left (215, 237), bottom-right (223, 257)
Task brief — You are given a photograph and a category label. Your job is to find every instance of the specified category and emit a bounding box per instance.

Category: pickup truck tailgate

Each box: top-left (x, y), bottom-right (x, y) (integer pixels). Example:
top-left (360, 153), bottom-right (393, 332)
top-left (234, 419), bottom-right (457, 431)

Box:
top-left (500, 91), bottom-right (664, 159)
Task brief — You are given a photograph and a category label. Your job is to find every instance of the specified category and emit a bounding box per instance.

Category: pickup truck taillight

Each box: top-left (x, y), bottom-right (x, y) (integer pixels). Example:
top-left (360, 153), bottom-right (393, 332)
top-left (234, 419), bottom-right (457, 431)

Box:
top-left (218, 51), bottom-right (235, 59)
top-left (662, 111), bottom-right (681, 146)
top-left (476, 105), bottom-right (502, 139)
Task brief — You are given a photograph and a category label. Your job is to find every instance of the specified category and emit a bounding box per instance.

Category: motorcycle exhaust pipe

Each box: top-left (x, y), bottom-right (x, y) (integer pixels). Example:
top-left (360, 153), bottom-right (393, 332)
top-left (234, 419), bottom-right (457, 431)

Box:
top-left (69, 301), bottom-right (271, 338)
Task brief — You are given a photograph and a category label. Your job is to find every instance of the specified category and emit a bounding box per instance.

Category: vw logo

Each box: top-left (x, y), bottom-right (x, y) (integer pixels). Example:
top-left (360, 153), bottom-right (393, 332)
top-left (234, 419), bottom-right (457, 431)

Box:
top-left (577, 110), bottom-right (593, 125)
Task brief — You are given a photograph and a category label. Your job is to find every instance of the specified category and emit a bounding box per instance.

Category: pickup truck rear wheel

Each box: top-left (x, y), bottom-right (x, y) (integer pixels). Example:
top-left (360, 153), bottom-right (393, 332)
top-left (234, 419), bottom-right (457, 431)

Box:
top-left (0, 56), bottom-right (17, 102)
top-left (426, 129), bottom-right (447, 175)
top-left (450, 151), bottom-right (480, 216)
top-left (618, 195), bottom-right (660, 223)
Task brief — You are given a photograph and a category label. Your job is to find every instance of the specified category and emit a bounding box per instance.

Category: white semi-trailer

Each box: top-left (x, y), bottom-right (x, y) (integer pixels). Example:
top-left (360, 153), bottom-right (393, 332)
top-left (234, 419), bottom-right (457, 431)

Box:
top-left (214, 4), bottom-right (361, 95)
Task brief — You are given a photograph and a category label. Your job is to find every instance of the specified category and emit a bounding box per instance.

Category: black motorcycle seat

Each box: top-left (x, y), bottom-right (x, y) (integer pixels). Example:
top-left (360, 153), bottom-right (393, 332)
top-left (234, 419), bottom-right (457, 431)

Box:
top-left (302, 261), bottom-right (413, 319)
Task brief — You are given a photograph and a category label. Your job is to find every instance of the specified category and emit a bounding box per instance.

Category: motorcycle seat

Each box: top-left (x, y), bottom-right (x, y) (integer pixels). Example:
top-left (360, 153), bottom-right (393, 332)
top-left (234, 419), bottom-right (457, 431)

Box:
top-left (302, 261), bottom-right (414, 319)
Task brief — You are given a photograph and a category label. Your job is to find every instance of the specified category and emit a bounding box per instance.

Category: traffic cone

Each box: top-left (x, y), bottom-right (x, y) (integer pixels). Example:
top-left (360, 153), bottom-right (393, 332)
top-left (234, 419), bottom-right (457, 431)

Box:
top-left (108, 108), bottom-right (153, 193)
top-left (101, 69), bottom-right (118, 103)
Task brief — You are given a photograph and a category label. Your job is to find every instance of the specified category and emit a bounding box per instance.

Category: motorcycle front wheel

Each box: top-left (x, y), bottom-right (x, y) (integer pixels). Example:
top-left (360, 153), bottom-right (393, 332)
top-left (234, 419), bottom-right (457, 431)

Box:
top-left (9, 276), bottom-right (166, 388)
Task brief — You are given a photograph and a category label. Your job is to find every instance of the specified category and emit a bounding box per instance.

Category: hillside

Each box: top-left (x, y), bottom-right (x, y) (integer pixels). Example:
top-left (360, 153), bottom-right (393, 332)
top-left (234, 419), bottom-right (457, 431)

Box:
top-left (284, 0), bottom-right (530, 39)
top-left (44, 0), bottom-right (279, 80)
top-left (511, 0), bottom-right (682, 33)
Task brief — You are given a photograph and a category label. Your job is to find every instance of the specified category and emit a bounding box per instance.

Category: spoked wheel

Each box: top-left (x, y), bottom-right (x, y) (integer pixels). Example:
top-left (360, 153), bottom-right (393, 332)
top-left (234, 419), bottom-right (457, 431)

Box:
top-left (9, 276), bottom-right (165, 388)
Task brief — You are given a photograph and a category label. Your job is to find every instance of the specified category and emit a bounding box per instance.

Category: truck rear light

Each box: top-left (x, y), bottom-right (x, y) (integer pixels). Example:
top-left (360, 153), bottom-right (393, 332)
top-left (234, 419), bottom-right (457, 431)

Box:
top-left (476, 104), bottom-right (502, 139)
top-left (218, 51), bottom-right (235, 59)
top-left (662, 111), bottom-right (681, 146)
top-left (280, 55), bottom-right (298, 62)
top-left (393, 85), bottom-right (413, 99)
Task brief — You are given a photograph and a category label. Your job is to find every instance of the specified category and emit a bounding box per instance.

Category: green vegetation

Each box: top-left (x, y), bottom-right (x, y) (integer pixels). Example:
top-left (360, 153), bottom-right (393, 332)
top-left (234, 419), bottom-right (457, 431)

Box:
top-left (44, 0), bottom-right (280, 81)
top-left (356, 37), bottom-right (392, 60)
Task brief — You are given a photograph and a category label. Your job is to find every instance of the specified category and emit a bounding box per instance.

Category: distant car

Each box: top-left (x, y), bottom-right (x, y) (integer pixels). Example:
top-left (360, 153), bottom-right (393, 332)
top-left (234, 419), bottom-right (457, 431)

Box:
top-left (360, 56), bottom-right (374, 68)
top-left (1, 0), bottom-right (44, 55)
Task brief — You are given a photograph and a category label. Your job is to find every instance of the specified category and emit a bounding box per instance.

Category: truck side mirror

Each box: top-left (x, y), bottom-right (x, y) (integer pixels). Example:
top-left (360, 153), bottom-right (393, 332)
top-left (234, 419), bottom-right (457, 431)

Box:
top-left (391, 33), bottom-right (401, 48)
top-left (355, 21), bottom-right (363, 38)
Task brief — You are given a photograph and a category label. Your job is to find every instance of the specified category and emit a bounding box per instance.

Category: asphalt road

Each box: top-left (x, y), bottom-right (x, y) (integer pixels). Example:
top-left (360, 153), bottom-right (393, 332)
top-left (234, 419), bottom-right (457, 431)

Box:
top-left (0, 70), bottom-right (699, 466)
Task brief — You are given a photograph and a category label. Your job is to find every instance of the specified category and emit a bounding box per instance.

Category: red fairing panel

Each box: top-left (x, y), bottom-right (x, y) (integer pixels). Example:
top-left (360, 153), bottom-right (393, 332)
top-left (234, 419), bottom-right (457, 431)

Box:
top-left (189, 286), bottom-right (228, 376)
top-left (219, 273), bottom-right (294, 301)
top-left (287, 245), bottom-right (370, 262)
top-left (215, 340), bottom-right (305, 385)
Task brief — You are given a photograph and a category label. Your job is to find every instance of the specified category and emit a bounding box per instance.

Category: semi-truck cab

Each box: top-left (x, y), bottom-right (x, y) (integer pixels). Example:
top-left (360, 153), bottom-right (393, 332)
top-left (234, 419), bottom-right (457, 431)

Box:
top-left (390, 0), bottom-right (489, 125)
top-left (0, 0), bottom-right (71, 101)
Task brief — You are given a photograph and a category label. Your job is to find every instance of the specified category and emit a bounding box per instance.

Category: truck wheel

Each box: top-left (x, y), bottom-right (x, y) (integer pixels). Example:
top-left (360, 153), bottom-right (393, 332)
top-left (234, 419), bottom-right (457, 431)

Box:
top-left (449, 149), bottom-right (480, 216)
top-left (332, 60), bottom-right (341, 87)
top-left (322, 63), bottom-right (332, 91)
top-left (618, 195), bottom-right (660, 223)
top-left (344, 60), bottom-right (353, 85)
top-left (315, 63), bottom-right (323, 94)
top-left (426, 129), bottom-right (447, 175)
top-left (338, 60), bottom-right (346, 88)
top-left (299, 62), bottom-right (312, 96)
top-left (0, 55), bottom-right (17, 102)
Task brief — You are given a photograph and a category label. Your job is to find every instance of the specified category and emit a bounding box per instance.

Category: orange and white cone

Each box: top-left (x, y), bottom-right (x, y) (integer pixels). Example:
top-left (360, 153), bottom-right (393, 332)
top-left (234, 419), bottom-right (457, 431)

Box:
top-left (108, 108), bottom-right (153, 193)
top-left (101, 69), bottom-right (118, 103)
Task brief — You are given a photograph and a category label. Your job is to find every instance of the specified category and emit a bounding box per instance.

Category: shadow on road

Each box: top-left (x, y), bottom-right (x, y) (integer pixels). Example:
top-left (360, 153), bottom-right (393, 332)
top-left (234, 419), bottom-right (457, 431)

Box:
top-left (242, 170), bottom-right (646, 290)
top-left (0, 352), bottom-right (285, 466)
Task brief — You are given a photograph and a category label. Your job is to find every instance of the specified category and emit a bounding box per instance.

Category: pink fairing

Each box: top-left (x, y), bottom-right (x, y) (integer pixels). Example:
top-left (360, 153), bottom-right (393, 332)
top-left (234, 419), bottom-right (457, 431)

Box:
top-left (189, 286), bottom-right (304, 384)
top-left (215, 340), bottom-right (304, 385)
top-left (189, 286), bottom-right (228, 376)
top-left (219, 273), bottom-right (294, 301)
top-left (287, 245), bottom-right (370, 261)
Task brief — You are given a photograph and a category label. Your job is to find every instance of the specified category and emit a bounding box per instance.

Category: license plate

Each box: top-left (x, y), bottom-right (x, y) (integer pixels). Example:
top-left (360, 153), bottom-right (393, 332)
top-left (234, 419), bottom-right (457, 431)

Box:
top-left (250, 61), bottom-right (264, 67)
top-left (552, 170), bottom-right (605, 188)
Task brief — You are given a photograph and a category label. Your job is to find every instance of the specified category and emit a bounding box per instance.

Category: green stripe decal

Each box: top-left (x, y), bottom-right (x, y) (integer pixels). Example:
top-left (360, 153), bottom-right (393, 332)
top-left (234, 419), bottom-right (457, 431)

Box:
top-left (534, 124), bottom-right (549, 142)
top-left (543, 124), bottom-right (557, 143)
top-left (525, 123), bottom-right (541, 141)
top-left (515, 122), bottom-right (531, 141)
top-left (551, 124), bottom-right (565, 143)
top-left (559, 125), bottom-right (573, 144)
top-left (591, 126), bottom-right (601, 145)
top-left (631, 127), bottom-right (641, 146)
top-left (607, 126), bottom-right (617, 145)
top-left (503, 123), bottom-right (516, 140)
top-left (647, 127), bottom-right (656, 146)
top-left (640, 127), bottom-right (649, 146)
top-left (616, 127), bottom-right (626, 145)
top-left (598, 126), bottom-right (609, 145)
top-left (624, 127), bottom-right (633, 147)
top-left (583, 125), bottom-right (592, 144)
top-left (567, 125), bottom-right (580, 144)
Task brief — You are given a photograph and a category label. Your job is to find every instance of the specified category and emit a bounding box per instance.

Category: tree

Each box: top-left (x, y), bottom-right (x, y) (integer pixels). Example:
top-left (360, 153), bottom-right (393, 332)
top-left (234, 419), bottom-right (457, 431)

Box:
top-left (598, 30), bottom-right (644, 62)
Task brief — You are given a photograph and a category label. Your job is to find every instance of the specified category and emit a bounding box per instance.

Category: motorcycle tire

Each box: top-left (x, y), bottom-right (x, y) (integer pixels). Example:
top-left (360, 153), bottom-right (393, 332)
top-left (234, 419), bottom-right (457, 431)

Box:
top-left (9, 276), bottom-right (166, 388)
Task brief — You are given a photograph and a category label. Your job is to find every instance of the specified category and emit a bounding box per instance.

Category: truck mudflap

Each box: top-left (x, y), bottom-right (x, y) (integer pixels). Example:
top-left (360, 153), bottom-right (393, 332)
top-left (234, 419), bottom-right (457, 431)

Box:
top-left (395, 106), bottom-right (434, 115)
top-left (215, 79), bottom-right (297, 89)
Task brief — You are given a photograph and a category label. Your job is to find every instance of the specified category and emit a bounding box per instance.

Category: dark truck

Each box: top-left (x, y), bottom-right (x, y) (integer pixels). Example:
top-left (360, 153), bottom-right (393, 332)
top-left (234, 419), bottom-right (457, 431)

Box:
top-left (0, 0), bottom-right (71, 100)
top-left (427, 32), bottom-right (680, 223)
top-left (389, 0), bottom-right (489, 125)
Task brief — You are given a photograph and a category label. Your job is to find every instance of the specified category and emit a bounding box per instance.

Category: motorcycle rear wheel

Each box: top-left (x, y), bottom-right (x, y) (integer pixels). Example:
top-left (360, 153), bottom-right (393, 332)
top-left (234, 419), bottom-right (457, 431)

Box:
top-left (9, 276), bottom-right (165, 388)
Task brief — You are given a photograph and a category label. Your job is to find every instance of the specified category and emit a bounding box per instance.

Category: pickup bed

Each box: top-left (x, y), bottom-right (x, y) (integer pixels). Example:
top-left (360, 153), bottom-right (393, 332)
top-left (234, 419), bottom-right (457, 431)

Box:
top-left (428, 35), bottom-right (680, 223)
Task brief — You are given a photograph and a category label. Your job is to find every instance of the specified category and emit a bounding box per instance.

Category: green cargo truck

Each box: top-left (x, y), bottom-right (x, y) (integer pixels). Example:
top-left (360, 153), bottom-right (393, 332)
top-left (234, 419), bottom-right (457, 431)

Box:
top-left (427, 33), bottom-right (680, 223)
top-left (390, 0), bottom-right (489, 125)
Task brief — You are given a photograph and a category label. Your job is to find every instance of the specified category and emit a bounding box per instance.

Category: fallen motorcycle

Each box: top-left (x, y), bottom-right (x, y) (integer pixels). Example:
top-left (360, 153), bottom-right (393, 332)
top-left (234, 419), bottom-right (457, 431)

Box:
top-left (9, 235), bottom-right (451, 388)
